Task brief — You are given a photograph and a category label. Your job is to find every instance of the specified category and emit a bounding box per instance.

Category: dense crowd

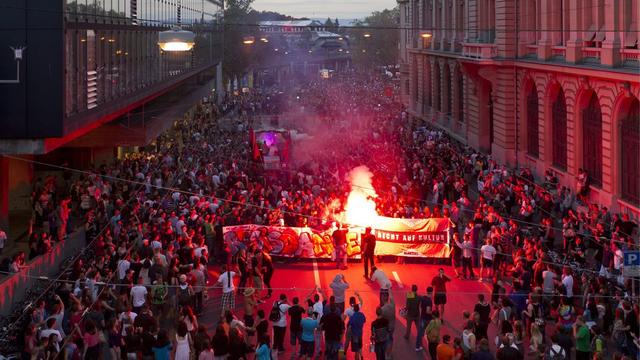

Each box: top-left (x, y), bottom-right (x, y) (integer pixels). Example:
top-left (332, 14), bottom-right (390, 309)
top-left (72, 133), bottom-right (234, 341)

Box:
top-left (5, 71), bottom-right (639, 360)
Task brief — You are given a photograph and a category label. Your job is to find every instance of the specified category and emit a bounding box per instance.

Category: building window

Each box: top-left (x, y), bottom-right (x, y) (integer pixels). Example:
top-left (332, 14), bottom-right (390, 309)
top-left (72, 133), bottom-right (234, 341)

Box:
top-left (434, 64), bottom-right (441, 111)
top-left (621, 98), bottom-right (640, 204)
top-left (424, 59), bottom-right (431, 107)
top-left (444, 64), bottom-right (451, 114)
top-left (582, 92), bottom-right (603, 186)
top-left (552, 89), bottom-right (567, 169)
top-left (526, 86), bottom-right (539, 157)
top-left (457, 74), bottom-right (464, 122)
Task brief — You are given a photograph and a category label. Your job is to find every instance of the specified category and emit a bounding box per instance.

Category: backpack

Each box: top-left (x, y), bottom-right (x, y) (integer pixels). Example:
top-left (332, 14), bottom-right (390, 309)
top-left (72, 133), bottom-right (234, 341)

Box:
top-left (178, 286), bottom-right (192, 306)
top-left (547, 346), bottom-right (565, 360)
top-left (373, 326), bottom-right (389, 343)
top-left (406, 295), bottom-right (420, 318)
top-left (269, 301), bottom-right (282, 322)
top-left (591, 335), bottom-right (606, 354)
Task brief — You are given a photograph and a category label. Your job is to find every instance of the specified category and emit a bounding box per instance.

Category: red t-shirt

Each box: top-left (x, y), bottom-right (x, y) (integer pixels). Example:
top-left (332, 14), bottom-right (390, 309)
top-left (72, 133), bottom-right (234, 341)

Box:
top-left (431, 275), bottom-right (450, 293)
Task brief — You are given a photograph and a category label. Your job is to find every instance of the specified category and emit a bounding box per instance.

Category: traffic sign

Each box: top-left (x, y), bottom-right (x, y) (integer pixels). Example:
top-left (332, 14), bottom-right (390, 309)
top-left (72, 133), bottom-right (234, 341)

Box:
top-left (623, 251), bottom-right (640, 277)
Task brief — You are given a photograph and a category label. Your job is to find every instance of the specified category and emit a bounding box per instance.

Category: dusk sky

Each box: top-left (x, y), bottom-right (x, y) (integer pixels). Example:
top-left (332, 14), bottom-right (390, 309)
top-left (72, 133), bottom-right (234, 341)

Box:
top-left (252, 0), bottom-right (397, 19)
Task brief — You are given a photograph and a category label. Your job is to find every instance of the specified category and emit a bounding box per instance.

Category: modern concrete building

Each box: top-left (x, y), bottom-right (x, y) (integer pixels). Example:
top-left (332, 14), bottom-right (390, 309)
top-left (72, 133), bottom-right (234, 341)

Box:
top-left (0, 0), bottom-right (223, 228)
top-left (397, 0), bottom-right (640, 215)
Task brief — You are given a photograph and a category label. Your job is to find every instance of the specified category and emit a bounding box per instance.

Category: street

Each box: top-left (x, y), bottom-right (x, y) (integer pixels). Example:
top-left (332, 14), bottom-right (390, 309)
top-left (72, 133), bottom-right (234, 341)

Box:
top-left (203, 259), bottom-right (499, 359)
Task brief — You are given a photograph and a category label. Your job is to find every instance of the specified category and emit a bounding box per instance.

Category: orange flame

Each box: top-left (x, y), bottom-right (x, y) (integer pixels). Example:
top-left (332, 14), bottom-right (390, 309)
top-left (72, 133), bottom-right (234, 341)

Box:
top-left (343, 166), bottom-right (379, 228)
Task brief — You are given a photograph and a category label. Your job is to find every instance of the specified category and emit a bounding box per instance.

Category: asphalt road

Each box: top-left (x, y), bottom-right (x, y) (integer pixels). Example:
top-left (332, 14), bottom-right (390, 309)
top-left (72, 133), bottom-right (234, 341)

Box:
top-left (201, 259), bottom-right (503, 359)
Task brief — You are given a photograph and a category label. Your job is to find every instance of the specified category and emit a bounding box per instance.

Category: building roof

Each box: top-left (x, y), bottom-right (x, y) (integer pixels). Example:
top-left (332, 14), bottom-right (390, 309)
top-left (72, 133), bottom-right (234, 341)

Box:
top-left (313, 31), bottom-right (343, 38)
top-left (259, 20), bottom-right (323, 27)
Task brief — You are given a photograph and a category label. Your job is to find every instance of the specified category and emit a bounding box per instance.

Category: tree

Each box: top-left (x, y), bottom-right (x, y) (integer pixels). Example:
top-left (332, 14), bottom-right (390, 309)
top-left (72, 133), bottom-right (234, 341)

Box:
top-left (222, 0), bottom-right (257, 82)
top-left (324, 17), bottom-right (334, 28)
top-left (348, 7), bottom-right (399, 68)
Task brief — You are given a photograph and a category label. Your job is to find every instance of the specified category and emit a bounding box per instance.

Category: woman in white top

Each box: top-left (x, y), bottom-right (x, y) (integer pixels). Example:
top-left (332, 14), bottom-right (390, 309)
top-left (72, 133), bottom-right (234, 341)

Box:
top-left (174, 322), bottom-right (192, 360)
top-left (180, 306), bottom-right (199, 335)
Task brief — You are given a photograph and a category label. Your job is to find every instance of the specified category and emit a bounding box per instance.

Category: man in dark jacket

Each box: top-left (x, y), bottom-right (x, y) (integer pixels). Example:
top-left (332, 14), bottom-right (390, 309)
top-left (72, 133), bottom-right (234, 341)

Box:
top-left (362, 227), bottom-right (376, 278)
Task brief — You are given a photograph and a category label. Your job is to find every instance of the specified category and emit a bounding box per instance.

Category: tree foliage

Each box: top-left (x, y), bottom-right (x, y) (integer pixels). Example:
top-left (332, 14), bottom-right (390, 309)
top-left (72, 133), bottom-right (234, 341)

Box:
top-left (348, 7), bottom-right (399, 68)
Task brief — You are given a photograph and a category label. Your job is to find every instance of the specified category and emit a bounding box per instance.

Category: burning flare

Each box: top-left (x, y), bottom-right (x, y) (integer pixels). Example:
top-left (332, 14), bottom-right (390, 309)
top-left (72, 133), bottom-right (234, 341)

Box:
top-left (344, 166), bottom-right (379, 228)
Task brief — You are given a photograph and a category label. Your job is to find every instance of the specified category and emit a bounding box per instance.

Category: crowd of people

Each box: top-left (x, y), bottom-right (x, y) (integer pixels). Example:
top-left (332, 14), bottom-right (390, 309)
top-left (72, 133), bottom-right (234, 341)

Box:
top-left (3, 70), bottom-right (638, 360)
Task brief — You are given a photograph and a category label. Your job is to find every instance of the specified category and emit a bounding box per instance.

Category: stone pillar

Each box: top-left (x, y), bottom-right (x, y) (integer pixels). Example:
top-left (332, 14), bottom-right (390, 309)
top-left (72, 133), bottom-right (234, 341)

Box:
top-left (566, 0), bottom-right (583, 63)
top-left (216, 62), bottom-right (223, 103)
top-left (495, 0), bottom-right (516, 58)
top-left (537, 0), bottom-right (553, 60)
top-left (601, 0), bottom-right (621, 66)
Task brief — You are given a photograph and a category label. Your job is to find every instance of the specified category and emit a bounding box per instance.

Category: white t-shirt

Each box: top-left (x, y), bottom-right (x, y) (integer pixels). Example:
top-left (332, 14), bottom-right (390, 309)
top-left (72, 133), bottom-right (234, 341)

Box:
top-left (561, 275), bottom-right (573, 298)
top-left (40, 329), bottom-right (62, 351)
top-left (613, 249), bottom-right (624, 270)
top-left (217, 271), bottom-right (236, 293)
top-left (272, 302), bottom-right (291, 327)
top-left (313, 301), bottom-right (324, 322)
top-left (371, 269), bottom-right (392, 289)
top-left (130, 285), bottom-right (148, 307)
top-left (542, 270), bottom-right (556, 293)
top-left (117, 259), bottom-right (130, 280)
top-left (119, 311), bottom-right (138, 336)
top-left (481, 244), bottom-right (496, 260)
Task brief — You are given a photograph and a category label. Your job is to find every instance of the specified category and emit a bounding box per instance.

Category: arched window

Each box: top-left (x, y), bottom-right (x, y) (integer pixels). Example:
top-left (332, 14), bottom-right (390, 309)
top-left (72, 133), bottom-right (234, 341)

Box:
top-left (621, 98), bottom-right (640, 204)
top-left (444, 63), bottom-right (451, 114)
top-left (434, 64), bottom-right (441, 111)
top-left (582, 92), bottom-right (603, 186)
top-left (526, 85), bottom-right (539, 157)
top-left (552, 89), bottom-right (567, 169)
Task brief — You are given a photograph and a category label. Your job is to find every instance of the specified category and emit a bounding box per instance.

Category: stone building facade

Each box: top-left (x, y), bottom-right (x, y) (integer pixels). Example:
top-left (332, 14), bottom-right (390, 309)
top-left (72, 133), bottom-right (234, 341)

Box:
top-left (397, 0), bottom-right (640, 215)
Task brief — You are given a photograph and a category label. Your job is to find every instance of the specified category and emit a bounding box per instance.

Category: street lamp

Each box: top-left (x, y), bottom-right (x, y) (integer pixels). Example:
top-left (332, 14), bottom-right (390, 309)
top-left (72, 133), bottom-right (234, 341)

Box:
top-left (363, 33), bottom-right (371, 38)
top-left (158, 27), bottom-right (195, 52)
top-left (242, 36), bottom-right (255, 45)
top-left (420, 32), bottom-right (433, 39)
top-left (260, 37), bottom-right (269, 43)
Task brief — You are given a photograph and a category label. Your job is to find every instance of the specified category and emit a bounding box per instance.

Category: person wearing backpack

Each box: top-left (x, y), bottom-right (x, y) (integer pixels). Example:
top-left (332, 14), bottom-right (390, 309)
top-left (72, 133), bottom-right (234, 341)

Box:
top-left (371, 307), bottom-right (390, 360)
top-left (573, 316), bottom-right (591, 360)
top-left (270, 293), bottom-right (291, 354)
top-left (404, 284), bottom-right (421, 340)
top-left (426, 310), bottom-right (443, 360)
top-left (546, 334), bottom-right (566, 360)
top-left (590, 326), bottom-right (606, 359)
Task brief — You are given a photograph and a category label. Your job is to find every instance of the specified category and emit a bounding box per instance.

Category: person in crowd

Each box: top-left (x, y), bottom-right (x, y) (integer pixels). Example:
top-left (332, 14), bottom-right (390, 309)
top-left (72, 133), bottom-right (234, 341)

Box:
top-left (361, 227), bottom-right (376, 278)
top-left (288, 296), bottom-right (305, 356)
top-left (370, 266), bottom-right (392, 306)
top-left (404, 284), bottom-right (421, 340)
top-left (371, 307), bottom-right (390, 360)
top-left (431, 268), bottom-right (452, 320)
top-left (215, 264), bottom-right (237, 316)
top-left (329, 274), bottom-right (349, 314)
top-left (436, 334), bottom-right (455, 360)
top-left (300, 307), bottom-right (319, 360)
top-left (320, 303), bottom-right (344, 360)
top-left (426, 310), bottom-right (443, 360)
top-left (271, 293), bottom-right (291, 354)
top-left (347, 303), bottom-right (366, 360)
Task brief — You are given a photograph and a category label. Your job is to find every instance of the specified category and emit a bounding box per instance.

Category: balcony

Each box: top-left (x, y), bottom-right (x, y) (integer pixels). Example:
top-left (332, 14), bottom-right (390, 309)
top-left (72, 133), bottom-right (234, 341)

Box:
top-left (582, 47), bottom-right (602, 64)
top-left (551, 46), bottom-right (566, 59)
top-left (462, 43), bottom-right (498, 59)
top-left (524, 44), bottom-right (537, 58)
top-left (621, 48), bottom-right (640, 67)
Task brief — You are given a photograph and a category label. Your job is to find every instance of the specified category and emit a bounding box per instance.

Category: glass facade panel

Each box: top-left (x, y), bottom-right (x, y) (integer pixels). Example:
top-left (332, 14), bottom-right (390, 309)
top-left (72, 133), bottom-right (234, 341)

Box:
top-left (64, 0), bottom-right (222, 117)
